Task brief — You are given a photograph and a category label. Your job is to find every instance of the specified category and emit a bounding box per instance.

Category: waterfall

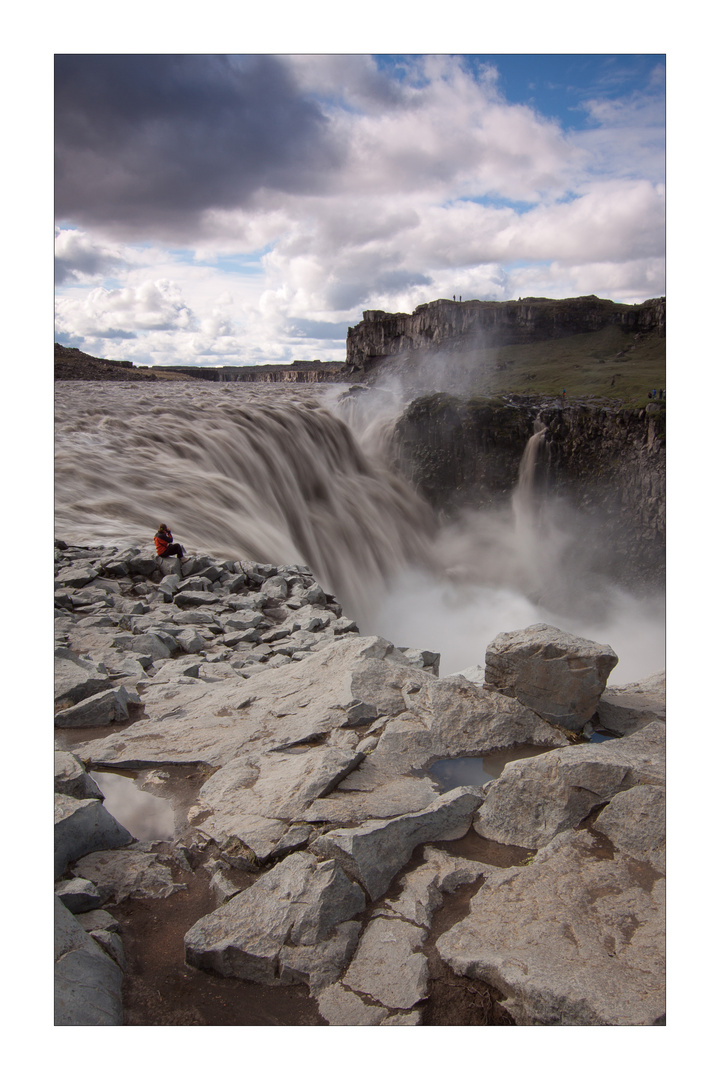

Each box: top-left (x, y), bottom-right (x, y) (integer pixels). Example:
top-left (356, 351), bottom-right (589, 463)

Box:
top-left (55, 381), bottom-right (665, 681)
top-left (54, 381), bottom-right (436, 625)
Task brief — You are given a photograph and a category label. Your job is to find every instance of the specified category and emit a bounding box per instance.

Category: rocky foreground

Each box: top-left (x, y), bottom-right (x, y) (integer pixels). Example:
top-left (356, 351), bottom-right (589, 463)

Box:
top-left (54, 540), bottom-right (666, 1026)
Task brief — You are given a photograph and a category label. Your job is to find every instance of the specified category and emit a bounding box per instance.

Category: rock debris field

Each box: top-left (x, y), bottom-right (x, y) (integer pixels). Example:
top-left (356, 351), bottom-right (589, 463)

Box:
top-left (54, 539), bottom-right (666, 1026)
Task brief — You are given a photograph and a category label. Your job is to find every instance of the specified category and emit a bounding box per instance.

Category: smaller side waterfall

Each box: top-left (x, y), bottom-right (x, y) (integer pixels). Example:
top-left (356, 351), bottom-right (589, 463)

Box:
top-left (512, 420), bottom-right (547, 528)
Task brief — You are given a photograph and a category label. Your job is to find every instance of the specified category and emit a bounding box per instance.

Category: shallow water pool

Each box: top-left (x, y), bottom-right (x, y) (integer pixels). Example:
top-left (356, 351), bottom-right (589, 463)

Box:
top-left (90, 770), bottom-right (175, 841)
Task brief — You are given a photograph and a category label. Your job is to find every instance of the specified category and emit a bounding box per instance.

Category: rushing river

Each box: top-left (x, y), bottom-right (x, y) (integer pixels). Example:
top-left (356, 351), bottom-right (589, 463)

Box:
top-left (54, 380), bottom-right (665, 682)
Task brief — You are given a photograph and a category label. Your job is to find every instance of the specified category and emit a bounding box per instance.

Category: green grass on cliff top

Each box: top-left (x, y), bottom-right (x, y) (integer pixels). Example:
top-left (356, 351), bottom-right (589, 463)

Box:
top-left (457, 325), bottom-right (665, 406)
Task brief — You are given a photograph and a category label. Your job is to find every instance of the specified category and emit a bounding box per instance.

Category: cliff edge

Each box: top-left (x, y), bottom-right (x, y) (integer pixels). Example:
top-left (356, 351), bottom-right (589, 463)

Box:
top-left (346, 295), bottom-right (665, 374)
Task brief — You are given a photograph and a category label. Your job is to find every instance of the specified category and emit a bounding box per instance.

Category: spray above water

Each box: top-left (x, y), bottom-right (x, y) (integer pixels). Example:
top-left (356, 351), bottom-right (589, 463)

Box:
top-left (55, 381), bottom-right (664, 683)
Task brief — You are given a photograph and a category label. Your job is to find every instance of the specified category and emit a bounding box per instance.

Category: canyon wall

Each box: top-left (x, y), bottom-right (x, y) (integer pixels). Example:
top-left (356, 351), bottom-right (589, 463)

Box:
top-left (391, 395), bottom-right (665, 586)
top-left (346, 295), bottom-right (666, 373)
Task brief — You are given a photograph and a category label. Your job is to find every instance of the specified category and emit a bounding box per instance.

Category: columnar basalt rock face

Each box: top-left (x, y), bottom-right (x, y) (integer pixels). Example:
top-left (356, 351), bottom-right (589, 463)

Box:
top-left (390, 393), bottom-right (665, 584)
top-left (346, 296), bottom-right (665, 373)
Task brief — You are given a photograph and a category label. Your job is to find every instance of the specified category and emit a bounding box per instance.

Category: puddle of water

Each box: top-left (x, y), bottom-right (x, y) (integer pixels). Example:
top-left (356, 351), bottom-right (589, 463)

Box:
top-left (90, 770), bottom-right (175, 841)
top-left (428, 745), bottom-right (549, 793)
top-left (588, 729), bottom-right (618, 742)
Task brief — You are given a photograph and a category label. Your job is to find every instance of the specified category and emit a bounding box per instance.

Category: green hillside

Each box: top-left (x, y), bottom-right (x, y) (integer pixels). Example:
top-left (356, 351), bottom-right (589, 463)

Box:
top-left (462, 325), bottom-right (665, 405)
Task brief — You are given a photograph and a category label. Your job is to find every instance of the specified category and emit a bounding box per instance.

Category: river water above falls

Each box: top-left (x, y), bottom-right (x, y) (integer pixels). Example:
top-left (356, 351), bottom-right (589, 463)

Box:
top-left (54, 380), bottom-right (665, 682)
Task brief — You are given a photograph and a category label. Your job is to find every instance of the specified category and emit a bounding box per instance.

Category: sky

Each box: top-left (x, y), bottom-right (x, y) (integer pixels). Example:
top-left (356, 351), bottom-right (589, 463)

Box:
top-left (54, 51), bottom-right (665, 368)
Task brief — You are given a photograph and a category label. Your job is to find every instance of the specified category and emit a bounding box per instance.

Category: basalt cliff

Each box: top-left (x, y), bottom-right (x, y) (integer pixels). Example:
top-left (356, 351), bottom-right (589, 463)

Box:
top-left (345, 295), bottom-right (666, 375)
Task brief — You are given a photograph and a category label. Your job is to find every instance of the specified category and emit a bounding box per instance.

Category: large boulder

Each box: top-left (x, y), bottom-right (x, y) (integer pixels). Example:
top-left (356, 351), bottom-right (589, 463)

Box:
top-left (54, 794), bottom-right (134, 878)
top-left (473, 721), bottom-right (665, 849)
top-left (483, 623), bottom-right (618, 730)
top-left (184, 851), bottom-right (365, 989)
top-left (310, 787), bottom-right (483, 901)
top-left (436, 828), bottom-right (665, 1026)
top-left (54, 896), bottom-right (123, 1025)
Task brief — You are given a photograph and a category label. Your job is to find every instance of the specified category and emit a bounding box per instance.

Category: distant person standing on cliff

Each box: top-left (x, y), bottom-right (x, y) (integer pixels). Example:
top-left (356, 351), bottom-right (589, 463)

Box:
top-left (154, 524), bottom-right (185, 558)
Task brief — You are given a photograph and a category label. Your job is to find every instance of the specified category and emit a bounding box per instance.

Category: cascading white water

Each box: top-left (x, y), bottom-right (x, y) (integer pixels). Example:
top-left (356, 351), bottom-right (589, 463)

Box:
top-left (54, 381), bottom-right (436, 625)
top-left (55, 380), bottom-right (665, 682)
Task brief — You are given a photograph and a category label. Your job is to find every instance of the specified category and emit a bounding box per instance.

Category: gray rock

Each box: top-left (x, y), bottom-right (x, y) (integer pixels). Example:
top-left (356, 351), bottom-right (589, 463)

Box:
top-left (55, 876), bottom-right (103, 913)
top-left (197, 743), bottom-right (365, 861)
top-left (342, 916), bottom-right (429, 1010)
top-left (89, 929), bottom-right (126, 970)
top-left (75, 909), bottom-right (120, 934)
top-left (175, 627), bottom-right (205, 653)
top-left (279, 920), bottom-right (362, 992)
top-left (55, 648), bottom-right (112, 709)
top-left (54, 750), bottom-right (104, 800)
top-left (436, 829), bottom-right (665, 1026)
top-left (75, 635), bottom-right (416, 769)
top-left (316, 982), bottom-right (389, 1025)
top-left (473, 722), bottom-right (665, 849)
top-left (597, 671), bottom-right (666, 735)
top-left (185, 852), bottom-right (366, 986)
top-left (73, 845), bottom-right (187, 903)
top-left (55, 794), bottom-right (134, 878)
top-left (484, 623), bottom-right (619, 730)
top-left (594, 784), bottom-right (666, 872)
top-left (310, 787), bottom-right (483, 901)
top-left (54, 896), bottom-right (123, 1025)
top-left (151, 656), bottom-right (202, 680)
top-left (383, 846), bottom-right (491, 927)
top-left (173, 590), bottom-right (217, 609)
top-left (54, 685), bottom-right (139, 728)
top-left (56, 566), bottom-right (98, 588)
top-left (128, 632), bottom-right (173, 661)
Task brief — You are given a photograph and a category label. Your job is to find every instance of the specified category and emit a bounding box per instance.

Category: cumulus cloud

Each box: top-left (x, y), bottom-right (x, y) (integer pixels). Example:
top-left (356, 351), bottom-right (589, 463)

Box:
top-left (54, 54), bottom-right (665, 364)
top-left (55, 228), bottom-right (129, 284)
top-left (55, 279), bottom-right (196, 339)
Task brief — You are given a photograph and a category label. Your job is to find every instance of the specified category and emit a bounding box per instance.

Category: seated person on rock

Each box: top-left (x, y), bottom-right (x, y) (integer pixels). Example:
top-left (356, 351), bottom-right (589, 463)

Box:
top-left (154, 524), bottom-right (185, 559)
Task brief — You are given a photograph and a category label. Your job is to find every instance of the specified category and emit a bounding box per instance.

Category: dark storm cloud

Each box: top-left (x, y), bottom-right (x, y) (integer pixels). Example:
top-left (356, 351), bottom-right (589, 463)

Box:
top-left (55, 54), bottom-right (342, 237)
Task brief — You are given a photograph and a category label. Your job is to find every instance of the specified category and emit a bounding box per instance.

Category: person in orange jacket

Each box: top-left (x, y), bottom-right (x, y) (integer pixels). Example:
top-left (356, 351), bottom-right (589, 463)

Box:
top-left (154, 524), bottom-right (185, 558)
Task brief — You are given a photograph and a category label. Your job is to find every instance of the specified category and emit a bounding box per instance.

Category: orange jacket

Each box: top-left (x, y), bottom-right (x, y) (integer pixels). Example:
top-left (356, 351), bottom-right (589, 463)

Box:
top-left (154, 529), bottom-right (172, 556)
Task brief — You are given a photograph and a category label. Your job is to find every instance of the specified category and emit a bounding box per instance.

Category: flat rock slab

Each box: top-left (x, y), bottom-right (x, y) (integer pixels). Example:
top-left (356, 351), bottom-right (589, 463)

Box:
top-left (311, 787), bottom-right (483, 901)
top-left (316, 982), bottom-right (389, 1025)
top-left (196, 742), bottom-right (365, 860)
top-left (185, 851), bottom-right (366, 988)
top-left (74, 635), bottom-right (417, 770)
top-left (54, 896), bottom-right (123, 1026)
top-left (55, 794), bottom-right (134, 879)
top-left (474, 721), bottom-right (666, 849)
top-left (72, 845), bottom-right (187, 903)
top-left (436, 829), bottom-right (665, 1026)
top-left (484, 623), bottom-right (618, 731)
top-left (342, 916), bottom-right (428, 1010)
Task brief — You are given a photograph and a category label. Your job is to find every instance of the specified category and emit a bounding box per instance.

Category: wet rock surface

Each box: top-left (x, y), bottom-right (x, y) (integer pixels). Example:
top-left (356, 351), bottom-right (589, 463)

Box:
top-left (54, 540), bottom-right (665, 1026)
